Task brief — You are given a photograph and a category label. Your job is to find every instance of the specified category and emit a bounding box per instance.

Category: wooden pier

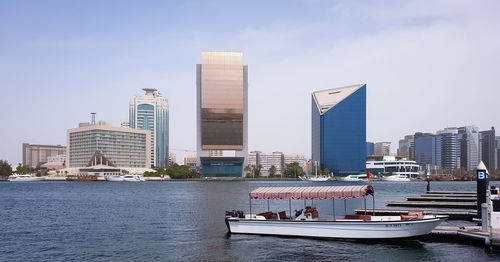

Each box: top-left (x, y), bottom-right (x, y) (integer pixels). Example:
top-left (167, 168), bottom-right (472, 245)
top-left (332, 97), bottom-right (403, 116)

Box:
top-left (386, 200), bottom-right (477, 208)
top-left (354, 208), bottom-right (476, 220)
top-left (430, 226), bottom-right (500, 249)
top-left (355, 190), bottom-right (479, 220)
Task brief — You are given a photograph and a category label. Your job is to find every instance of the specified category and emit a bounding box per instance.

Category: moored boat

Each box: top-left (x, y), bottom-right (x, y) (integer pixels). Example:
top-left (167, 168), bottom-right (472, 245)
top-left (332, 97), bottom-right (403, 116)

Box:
top-left (225, 185), bottom-right (446, 239)
top-left (8, 174), bottom-right (45, 182)
top-left (106, 174), bottom-right (145, 182)
top-left (299, 174), bottom-right (330, 182)
top-left (381, 174), bottom-right (411, 182)
top-left (340, 174), bottom-right (368, 181)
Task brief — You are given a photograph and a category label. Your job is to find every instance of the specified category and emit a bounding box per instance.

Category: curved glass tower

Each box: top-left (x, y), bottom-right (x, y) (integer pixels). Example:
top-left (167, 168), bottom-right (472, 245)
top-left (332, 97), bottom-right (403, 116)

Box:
top-left (129, 89), bottom-right (169, 168)
top-left (311, 84), bottom-right (366, 175)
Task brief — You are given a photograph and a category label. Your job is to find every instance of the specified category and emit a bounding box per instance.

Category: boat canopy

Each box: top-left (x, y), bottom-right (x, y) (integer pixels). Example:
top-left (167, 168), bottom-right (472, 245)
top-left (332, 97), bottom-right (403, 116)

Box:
top-left (249, 185), bottom-right (374, 200)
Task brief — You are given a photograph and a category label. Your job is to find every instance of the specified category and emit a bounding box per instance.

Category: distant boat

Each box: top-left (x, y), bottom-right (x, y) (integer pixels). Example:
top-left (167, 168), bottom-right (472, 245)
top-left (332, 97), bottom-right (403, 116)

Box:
top-left (299, 174), bottom-right (330, 182)
top-left (8, 174), bottom-right (44, 182)
top-left (381, 174), bottom-right (411, 182)
top-left (340, 174), bottom-right (368, 182)
top-left (106, 174), bottom-right (145, 182)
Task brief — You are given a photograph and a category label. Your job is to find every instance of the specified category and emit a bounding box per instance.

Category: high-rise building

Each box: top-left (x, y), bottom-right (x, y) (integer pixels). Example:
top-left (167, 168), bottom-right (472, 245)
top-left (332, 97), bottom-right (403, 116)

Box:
top-left (374, 142), bottom-right (391, 156)
top-left (22, 143), bottom-right (66, 168)
top-left (366, 142), bottom-right (374, 156)
top-left (247, 151), bottom-right (306, 176)
top-left (168, 152), bottom-right (177, 166)
top-left (436, 128), bottom-right (458, 170)
top-left (414, 133), bottom-right (437, 170)
top-left (196, 51), bottom-right (248, 177)
top-left (458, 126), bottom-right (480, 171)
top-left (184, 156), bottom-right (197, 167)
top-left (311, 84), bottom-right (366, 175)
top-left (67, 120), bottom-right (150, 168)
top-left (480, 127), bottom-right (496, 170)
top-left (496, 136), bottom-right (500, 170)
top-left (129, 88), bottom-right (169, 168)
top-left (398, 135), bottom-right (414, 159)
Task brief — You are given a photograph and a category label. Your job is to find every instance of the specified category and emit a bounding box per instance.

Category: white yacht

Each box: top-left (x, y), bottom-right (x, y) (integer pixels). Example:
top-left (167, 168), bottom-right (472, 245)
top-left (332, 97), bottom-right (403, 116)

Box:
top-left (106, 174), bottom-right (145, 182)
top-left (381, 174), bottom-right (411, 182)
top-left (340, 174), bottom-right (368, 181)
top-left (299, 174), bottom-right (330, 182)
top-left (8, 174), bottom-right (45, 182)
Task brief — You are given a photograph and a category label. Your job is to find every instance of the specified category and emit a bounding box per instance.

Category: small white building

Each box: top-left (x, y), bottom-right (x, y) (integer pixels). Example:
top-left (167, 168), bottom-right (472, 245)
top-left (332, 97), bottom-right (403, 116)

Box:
top-left (366, 156), bottom-right (420, 178)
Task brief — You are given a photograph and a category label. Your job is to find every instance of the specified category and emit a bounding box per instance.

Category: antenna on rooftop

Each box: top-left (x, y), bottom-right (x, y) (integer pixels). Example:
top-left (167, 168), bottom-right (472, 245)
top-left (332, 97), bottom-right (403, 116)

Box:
top-left (91, 112), bottom-right (96, 125)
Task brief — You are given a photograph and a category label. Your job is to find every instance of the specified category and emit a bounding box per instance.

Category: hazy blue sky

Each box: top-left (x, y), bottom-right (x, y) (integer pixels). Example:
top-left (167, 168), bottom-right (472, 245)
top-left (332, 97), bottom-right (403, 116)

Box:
top-left (1, 0), bottom-right (499, 165)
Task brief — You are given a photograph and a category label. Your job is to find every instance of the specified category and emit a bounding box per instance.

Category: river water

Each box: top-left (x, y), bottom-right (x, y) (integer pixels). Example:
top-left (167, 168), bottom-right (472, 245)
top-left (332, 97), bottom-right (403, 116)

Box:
top-left (1, 180), bottom-right (499, 261)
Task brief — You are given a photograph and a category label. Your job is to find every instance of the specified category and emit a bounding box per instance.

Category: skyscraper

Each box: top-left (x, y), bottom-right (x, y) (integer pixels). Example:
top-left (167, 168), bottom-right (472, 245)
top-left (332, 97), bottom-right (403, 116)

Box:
top-left (480, 127), bottom-right (496, 170)
top-left (458, 126), bottom-right (480, 171)
top-left (366, 142), bottom-right (374, 156)
top-left (374, 142), bottom-right (391, 156)
top-left (311, 84), bottom-right (366, 175)
top-left (196, 51), bottom-right (248, 177)
top-left (398, 135), bottom-right (414, 159)
top-left (436, 128), bottom-right (458, 170)
top-left (414, 133), bottom-right (437, 170)
top-left (129, 89), bottom-right (169, 168)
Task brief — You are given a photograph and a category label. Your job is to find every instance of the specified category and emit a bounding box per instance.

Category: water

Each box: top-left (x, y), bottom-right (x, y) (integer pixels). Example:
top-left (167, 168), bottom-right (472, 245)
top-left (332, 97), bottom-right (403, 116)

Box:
top-left (1, 180), bottom-right (499, 261)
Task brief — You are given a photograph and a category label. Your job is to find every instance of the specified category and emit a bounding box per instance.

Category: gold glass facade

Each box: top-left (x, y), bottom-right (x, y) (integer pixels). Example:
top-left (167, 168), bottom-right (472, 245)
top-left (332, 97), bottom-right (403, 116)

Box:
top-left (200, 51), bottom-right (244, 150)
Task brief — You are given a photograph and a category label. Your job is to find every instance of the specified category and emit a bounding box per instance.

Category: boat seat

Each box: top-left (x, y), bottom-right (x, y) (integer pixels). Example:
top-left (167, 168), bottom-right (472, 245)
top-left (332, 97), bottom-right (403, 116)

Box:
top-left (278, 211), bottom-right (288, 219)
top-left (408, 211), bottom-right (424, 219)
top-left (257, 211), bottom-right (274, 219)
top-left (305, 207), bottom-right (319, 219)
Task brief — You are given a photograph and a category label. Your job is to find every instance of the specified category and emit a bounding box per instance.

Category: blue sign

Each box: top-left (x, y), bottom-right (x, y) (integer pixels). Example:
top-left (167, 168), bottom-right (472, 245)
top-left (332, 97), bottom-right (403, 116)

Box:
top-left (477, 171), bottom-right (489, 180)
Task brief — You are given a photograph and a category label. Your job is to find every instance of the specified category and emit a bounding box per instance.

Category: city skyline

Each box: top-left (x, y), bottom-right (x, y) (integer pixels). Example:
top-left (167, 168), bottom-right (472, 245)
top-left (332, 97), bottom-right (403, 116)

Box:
top-left (2, 1), bottom-right (500, 166)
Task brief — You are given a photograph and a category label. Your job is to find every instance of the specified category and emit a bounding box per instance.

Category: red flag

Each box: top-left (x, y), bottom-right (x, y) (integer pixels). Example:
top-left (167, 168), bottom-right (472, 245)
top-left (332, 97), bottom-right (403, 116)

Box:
top-left (366, 171), bottom-right (370, 179)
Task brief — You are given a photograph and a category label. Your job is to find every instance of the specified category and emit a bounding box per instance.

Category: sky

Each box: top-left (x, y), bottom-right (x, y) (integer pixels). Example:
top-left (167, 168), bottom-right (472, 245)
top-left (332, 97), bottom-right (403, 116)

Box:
top-left (1, 0), bottom-right (499, 166)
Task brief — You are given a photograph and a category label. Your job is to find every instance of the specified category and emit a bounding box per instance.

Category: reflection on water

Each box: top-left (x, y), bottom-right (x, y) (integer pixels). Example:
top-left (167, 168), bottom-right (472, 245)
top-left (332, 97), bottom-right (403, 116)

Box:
top-left (0, 180), bottom-right (499, 261)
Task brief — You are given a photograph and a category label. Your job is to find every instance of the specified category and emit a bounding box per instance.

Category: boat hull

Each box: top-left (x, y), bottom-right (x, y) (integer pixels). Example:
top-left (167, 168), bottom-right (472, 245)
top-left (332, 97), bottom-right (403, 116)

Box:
top-left (8, 177), bottom-right (45, 182)
top-left (226, 218), bottom-right (444, 239)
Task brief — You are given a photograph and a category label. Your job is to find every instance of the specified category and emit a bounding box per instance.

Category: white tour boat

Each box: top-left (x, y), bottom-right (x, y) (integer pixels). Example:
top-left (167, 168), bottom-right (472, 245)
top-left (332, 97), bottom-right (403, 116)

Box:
top-left (299, 174), bottom-right (330, 182)
top-left (340, 174), bottom-right (368, 181)
top-left (8, 174), bottom-right (45, 182)
top-left (106, 174), bottom-right (145, 182)
top-left (381, 174), bottom-right (411, 182)
top-left (225, 185), bottom-right (446, 239)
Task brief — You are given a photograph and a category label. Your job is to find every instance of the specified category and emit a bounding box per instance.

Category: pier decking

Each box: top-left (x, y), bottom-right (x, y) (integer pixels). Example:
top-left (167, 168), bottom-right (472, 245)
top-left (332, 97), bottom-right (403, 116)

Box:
top-left (430, 226), bottom-right (500, 248)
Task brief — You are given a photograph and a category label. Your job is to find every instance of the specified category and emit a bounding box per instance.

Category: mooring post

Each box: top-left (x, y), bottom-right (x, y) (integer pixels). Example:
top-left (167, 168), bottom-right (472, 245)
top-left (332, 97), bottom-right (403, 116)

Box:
top-left (249, 197), bottom-right (252, 219)
top-left (426, 174), bottom-right (430, 192)
top-left (482, 203), bottom-right (489, 232)
top-left (364, 197), bottom-right (367, 220)
top-left (476, 161), bottom-right (489, 219)
top-left (333, 199), bottom-right (336, 221)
